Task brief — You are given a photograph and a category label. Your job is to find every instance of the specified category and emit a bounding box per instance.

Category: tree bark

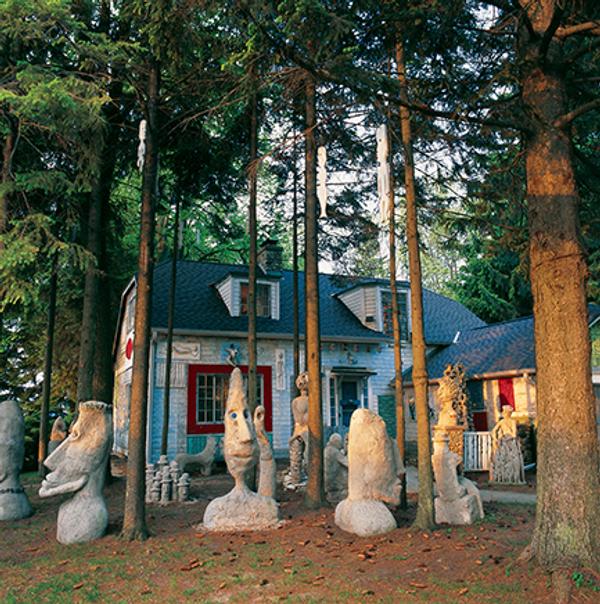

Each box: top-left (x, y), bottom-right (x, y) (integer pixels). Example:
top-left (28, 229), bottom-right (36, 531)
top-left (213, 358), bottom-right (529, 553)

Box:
top-left (292, 136), bottom-right (300, 392)
top-left (303, 72), bottom-right (325, 508)
top-left (396, 38), bottom-right (435, 530)
top-left (122, 60), bottom-right (160, 542)
top-left (0, 115), bottom-right (17, 241)
top-left (386, 127), bottom-right (407, 510)
top-left (247, 66), bottom-right (259, 415)
top-left (518, 0), bottom-right (600, 571)
top-left (38, 260), bottom-right (57, 476)
top-left (160, 194), bottom-right (180, 456)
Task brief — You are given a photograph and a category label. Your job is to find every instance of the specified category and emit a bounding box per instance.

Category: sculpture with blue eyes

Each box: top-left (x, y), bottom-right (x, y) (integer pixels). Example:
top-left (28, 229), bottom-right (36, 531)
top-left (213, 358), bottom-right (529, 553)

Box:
top-left (202, 368), bottom-right (279, 531)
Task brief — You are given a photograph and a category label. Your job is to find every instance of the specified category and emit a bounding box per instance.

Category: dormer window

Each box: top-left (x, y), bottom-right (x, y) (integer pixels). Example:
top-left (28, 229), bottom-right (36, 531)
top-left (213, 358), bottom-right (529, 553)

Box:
top-left (240, 282), bottom-right (272, 318)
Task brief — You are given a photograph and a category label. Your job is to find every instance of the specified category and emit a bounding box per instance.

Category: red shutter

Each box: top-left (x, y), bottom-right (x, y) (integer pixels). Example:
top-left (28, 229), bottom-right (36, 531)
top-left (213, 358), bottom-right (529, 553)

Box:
top-left (498, 378), bottom-right (515, 410)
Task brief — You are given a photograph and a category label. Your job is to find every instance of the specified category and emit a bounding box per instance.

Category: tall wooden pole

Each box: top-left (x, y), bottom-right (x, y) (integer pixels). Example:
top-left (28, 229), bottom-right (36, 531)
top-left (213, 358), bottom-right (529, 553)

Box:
top-left (386, 124), bottom-right (407, 509)
top-left (304, 71), bottom-right (324, 508)
top-left (38, 259), bottom-right (57, 476)
top-left (247, 62), bottom-right (259, 414)
top-left (122, 59), bottom-right (160, 541)
top-left (396, 37), bottom-right (434, 530)
top-left (160, 193), bottom-right (180, 456)
top-left (292, 138), bottom-right (300, 390)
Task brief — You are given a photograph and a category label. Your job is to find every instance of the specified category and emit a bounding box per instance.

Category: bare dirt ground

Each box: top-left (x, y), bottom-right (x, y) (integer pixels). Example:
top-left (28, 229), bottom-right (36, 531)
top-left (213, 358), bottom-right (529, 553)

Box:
top-left (1, 462), bottom-right (598, 604)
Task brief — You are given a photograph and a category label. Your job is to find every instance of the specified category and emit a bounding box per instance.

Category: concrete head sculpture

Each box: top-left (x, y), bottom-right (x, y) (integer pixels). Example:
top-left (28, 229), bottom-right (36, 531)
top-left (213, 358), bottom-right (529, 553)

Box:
top-left (335, 409), bottom-right (401, 536)
top-left (39, 401), bottom-right (112, 544)
top-left (295, 371), bottom-right (309, 395)
top-left (223, 368), bottom-right (259, 487)
top-left (0, 400), bottom-right (33, 521)
top-left (202, 369), bottom-right (279, 531)
top-left (48, 417), bottom-right (68, 455)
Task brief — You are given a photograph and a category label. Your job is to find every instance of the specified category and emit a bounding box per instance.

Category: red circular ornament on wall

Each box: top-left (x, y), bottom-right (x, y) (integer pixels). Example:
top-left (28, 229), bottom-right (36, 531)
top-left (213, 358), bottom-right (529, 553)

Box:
top-left (125, 337), bottom-right (133, 360)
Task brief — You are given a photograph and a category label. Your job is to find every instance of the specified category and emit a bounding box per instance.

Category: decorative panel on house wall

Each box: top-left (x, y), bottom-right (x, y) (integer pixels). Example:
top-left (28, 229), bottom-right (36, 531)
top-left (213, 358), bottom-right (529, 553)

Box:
top-left (155, 360), bottom-right (187, 388)
top-left (275, 348), bottom-right (286, 390)
top-left (156, 340), bottom-right (201, 360)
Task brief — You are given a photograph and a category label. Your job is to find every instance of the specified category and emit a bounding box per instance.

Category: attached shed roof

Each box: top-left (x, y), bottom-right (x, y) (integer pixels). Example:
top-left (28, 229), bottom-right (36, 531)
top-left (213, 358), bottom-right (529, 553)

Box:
top-left (147, 261), bottom-right (484, 343)
top-left (409, 303), bottom-right (600, 383)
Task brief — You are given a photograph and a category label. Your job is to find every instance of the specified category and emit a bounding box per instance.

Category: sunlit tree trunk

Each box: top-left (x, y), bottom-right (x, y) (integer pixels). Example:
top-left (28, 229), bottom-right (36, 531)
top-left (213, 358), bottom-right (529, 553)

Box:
top-left (304, 72), bottom-right (324, 508)
top-left (160, 194), bottom-right (180, 456)
top-left (517, 0), bottom-right (600, 573)
top-left (247, 64), bottom-right (259, 415)
top-left (396, 37), bottom-right (434, 530)
top-left (122, 59), bottom-right (160, 542)
top-left (292, 135), bottom-right (300, 390)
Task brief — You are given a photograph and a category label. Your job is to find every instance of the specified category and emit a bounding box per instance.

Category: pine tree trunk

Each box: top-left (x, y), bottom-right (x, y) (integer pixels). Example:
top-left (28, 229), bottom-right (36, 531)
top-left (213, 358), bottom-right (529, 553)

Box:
top-left (160, 194), bottom-right (180, 456)
top-left (247, 71), bottom-right (259, 415)
top-left (0, 116), bottom-right (17, 242)
top-left (38, 260), bottom-right (57, 476)
top-left (122, 60), bottom-right (160, 542)
top-left (304, 72), bottom-right (324, 508)
top-left (292, 141), bottom-right (300, 392)
top-left (396, 38), bottom-right (434, 530)
top-left (518, 0), bottom-right (600, 571)
top-left (387, 129), bottom-right (407, 509)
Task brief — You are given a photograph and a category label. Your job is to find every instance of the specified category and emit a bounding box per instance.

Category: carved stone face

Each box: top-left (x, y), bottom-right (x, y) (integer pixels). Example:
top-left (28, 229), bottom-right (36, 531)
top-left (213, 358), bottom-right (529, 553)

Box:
top-left (0, 400), bottom-right (25, 486)
top-left (223, 369), bottom-right (258, 482)
top-left (40, 402), bottom-right (112, 498)
top-left (295, 371), bottom-right (309, 395)
top-left (501, 405), bottom-right (513, 420)
top-left (327, 433), bottom-right (343, 450)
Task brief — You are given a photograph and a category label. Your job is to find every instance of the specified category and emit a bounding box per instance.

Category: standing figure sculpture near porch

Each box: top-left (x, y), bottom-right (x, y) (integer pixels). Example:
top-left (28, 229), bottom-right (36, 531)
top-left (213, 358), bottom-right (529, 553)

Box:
top-left (202, 368), bottom-right (279, 531)
top-left (39, 401), bottom-right (112, 544)
top-left (489, 405), bottom-right (525, 484)
top-left (335, 409), bottom-right (401, 536)
top-left (284, 371), bottom-right (309, 489)
top-left (324, 433), bottom-right (348, 503)
top-left (0, 400), bottom-right (33, 521)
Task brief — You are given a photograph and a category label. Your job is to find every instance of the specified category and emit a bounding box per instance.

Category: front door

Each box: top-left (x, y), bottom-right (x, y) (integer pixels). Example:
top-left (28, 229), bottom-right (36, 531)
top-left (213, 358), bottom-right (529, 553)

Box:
top-left (340, 378), bottom-right (360, 427)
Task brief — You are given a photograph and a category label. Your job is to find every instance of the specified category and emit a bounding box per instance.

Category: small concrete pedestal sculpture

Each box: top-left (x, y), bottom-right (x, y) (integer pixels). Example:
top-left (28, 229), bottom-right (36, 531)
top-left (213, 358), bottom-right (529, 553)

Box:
top-left (335, 409), bottom-right (401, 537)
top-left (324, 433), bottom-right (348, 503)
top-left (489, 406), bottom-right (525, 485)
top-left (284, 372), bottom-right (309, 489)
top-left (145, 460), bottom-right (191, 504)
top-left (48, 417), bottom-right (67, 455)
top-left (175, 436), bottom-right (217, 476)
top-left (202, 368), bottom-right (279, 531)
top-left (0, 400), bottom-right (33, 521)
top-left (39, 401), bottom-right (112, 544)
top-left (432, 432), bottom-right (483, 525)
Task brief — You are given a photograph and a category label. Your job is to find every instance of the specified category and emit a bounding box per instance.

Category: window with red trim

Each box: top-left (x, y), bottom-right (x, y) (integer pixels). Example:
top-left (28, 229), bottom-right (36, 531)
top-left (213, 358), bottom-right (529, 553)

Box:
top-left (187, 364), bottom-right (272, 434)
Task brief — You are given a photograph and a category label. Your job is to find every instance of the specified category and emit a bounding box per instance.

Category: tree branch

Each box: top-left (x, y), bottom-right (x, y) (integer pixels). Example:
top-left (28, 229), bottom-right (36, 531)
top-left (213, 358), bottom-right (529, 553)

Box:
top-left (555, 21), bottom-right (600, 38)
top-left (538, 4), bottom-right (566, 60)
top-left (554, 98), bottom-right (600, 128)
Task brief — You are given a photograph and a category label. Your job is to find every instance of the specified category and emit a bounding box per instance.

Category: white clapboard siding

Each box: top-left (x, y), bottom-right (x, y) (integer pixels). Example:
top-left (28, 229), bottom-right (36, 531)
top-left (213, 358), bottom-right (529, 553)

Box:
top-left (463, 431), bottom-right (492, 471)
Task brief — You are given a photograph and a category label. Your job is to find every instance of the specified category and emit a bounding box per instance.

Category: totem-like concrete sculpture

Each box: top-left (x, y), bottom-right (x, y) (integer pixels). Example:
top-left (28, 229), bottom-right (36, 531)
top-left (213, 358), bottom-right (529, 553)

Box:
top-left (489, 405), bottom-right (525, 484)
top-left (202, 368), bottom-right (279, 531)
top-left (335, 409), bottom-right (401, 536)
top-left (324, 433), bottom-right (348, 503)
top-left (0, 400), bottom-right (33, 521)
top-left (432, 431), bottom-right (484, 525)
top-left (48, 417), bottom-right (68, 455)
top-left (285, 372), bottom-right (309, 488)
top-left (39, 401), bottom-right (112, 544)
top-left (175, 436), bottom-right (217, 476)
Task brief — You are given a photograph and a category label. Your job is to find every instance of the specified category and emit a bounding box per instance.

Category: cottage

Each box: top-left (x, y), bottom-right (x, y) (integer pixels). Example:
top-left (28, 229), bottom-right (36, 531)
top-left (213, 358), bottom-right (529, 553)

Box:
top-left (112, 241), bottom-right (485, 462)
top-left (409, 304), bottom-right (600, 435)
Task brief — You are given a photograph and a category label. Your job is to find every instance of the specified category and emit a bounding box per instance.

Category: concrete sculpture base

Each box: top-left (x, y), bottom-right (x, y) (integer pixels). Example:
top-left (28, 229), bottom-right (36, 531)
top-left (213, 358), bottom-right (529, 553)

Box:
top-left (335, 499), bottom-right (396, 537)
top-left (0, 488), bottom-right (32, 522)
top-left (435, 490), bottom-right (481, 525)
top-left (203, 485), bottom-right (279, 532)
top-left (55, 492), bottom-right (108, 544)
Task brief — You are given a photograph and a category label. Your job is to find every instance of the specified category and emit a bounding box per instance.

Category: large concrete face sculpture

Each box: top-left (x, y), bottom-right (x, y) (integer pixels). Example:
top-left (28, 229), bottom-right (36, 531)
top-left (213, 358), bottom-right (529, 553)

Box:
top-left (202, 369), bottom-right (279, 531)
top-left (0, 400), bottom-right (33, 521)
top-left (39, 401), bottom-right (112, 544)
top-left (335, 409), bottom-right (401, 536)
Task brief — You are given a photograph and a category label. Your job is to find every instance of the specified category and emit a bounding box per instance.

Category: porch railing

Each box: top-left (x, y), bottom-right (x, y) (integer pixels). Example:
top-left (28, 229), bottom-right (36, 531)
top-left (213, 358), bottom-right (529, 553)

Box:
top-left (463, 431), bottom-right (492, 471)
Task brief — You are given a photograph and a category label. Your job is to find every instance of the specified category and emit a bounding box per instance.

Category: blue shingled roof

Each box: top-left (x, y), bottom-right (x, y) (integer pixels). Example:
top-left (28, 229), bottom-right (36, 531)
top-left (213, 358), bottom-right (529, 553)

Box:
top-left (411, 303), bottom-right (600, 382)
top-left (148, 261), bottom-right (484, 343)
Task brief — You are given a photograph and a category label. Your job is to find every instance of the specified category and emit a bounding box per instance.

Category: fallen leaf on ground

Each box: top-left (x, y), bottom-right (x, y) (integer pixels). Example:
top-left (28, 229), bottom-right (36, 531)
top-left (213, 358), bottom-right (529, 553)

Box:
top-left (409, 582), bottom-right (427, 589)
top-left (458, 587), bottom-right (469, 595)
top-left (73, 583), bottom-right (84, 590)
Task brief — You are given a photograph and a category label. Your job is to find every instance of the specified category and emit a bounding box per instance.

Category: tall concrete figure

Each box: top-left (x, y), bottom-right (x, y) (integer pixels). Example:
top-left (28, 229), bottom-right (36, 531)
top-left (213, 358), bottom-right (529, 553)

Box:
top-left (0, 400), bottom-right (33, 521)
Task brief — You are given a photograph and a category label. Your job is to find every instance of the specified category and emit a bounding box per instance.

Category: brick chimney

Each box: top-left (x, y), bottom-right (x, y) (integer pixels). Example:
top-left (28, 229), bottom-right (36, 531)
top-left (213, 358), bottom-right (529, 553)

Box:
top-left (257, 239), bottom-right (283, 273)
